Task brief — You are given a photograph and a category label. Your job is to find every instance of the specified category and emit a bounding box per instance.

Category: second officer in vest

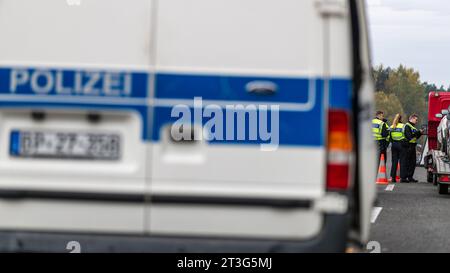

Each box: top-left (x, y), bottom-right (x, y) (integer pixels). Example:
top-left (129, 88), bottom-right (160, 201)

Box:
top-left (390, 114), bottom-right (405, 183)
top-left (402, 114), bottom-right (423, 183)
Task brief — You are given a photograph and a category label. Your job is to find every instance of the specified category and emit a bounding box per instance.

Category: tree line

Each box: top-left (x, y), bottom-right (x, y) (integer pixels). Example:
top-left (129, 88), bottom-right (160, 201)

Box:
top-left (372, 64), bottom-right (447, 125)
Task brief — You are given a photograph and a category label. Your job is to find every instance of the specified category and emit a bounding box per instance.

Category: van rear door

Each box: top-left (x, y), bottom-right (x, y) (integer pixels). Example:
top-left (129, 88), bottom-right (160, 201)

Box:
top-left (0, 0), bottom-right (153, 234)
top-left (147, 0), bottom-right (354, 241)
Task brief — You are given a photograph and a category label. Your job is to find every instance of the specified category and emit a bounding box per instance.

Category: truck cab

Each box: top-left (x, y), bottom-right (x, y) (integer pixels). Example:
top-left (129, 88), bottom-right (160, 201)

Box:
top-left (425, 92), bottom-right (450, 193)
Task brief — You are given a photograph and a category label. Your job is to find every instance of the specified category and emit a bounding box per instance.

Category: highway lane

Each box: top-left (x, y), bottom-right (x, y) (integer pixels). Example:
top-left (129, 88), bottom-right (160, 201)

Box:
top-left (369, 164), bottom-right (450, 253)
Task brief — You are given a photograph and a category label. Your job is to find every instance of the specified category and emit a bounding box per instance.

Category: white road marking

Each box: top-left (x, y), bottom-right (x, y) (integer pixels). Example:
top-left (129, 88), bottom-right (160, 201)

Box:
top-left (371, 207), bottom-right (383, 224)
top-left (385, 184), bottom-right (395, 191)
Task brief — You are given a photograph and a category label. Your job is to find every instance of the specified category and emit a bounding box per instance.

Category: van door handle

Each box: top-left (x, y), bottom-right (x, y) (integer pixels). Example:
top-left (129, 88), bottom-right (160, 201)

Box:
top-left (245, 81), bottom-right (278, 95)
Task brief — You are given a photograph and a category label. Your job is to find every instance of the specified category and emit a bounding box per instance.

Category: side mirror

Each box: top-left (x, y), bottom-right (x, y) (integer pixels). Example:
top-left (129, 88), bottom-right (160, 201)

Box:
top-left (436, 114), bottom-right (443, 119)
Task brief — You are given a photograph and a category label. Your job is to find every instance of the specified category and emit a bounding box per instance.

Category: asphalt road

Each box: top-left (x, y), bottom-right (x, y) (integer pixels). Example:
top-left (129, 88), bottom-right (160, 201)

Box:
top-left (369, 162), bottom-right (450, 253)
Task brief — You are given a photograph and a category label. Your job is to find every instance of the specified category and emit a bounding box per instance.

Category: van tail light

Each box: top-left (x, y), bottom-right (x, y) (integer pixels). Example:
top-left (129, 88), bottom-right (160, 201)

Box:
top-left (440, 175), bottom-right (450, 183)
top-left (326, 110), bottom-right (353, 191)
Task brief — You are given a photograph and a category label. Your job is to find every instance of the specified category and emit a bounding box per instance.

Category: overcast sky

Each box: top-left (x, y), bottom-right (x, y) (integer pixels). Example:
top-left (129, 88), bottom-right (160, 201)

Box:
top-left (367, 0), bottom-right (450, 87)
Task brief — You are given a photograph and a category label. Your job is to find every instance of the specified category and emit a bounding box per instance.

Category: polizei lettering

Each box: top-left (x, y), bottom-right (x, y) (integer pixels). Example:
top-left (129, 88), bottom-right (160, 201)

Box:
top-left (9, 69), bottom-right (133, 97)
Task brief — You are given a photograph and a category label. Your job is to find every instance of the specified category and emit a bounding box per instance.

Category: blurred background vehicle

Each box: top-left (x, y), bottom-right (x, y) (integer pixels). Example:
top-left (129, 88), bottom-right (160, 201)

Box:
top-left (424, 93), bottom-right (450, 194)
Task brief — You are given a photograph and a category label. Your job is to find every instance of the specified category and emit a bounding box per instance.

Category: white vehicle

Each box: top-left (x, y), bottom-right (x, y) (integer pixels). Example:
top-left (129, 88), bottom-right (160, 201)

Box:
top-left (0, 0), bottom-right (375, 253)
top-left (437, 115), bottom-right (448, 152)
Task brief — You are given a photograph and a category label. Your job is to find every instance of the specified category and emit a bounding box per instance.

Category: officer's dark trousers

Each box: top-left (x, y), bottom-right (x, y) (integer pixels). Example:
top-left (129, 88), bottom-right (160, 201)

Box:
top-left (376, 140), bottom-right (388, 169)
top-left (406, 143), bottom-right (417, 179)
top-left (391, 142), bottom-right (403, 180)
top-left (400, 142), bottom-right (410, 180)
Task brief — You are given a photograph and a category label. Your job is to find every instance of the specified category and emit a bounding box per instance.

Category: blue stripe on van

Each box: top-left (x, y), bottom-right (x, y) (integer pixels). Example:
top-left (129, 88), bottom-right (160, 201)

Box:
top-left (0, 67), bottom-right (352, 146)
top-left (156, 73), bottom-right (312, 104)
top-left (329, 79), bottom-right (352, 110)
top-left (152, 105), bottom-right (325, 147)
top-left (151, 75), bottom-right (351, 147)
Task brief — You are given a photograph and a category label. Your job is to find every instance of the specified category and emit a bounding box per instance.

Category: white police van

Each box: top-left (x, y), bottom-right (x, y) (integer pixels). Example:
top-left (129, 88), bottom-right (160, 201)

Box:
top-left (0, 0), bottom-right (376, 253)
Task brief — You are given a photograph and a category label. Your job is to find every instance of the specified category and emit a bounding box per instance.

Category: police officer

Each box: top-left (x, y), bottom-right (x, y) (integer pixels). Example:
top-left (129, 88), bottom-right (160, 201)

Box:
top-left (390, 114), bottom-right (405, 183)
top-left (373, 111), bottom-right (390, 168)
top-left (402, 114), bottom-right (424, 183)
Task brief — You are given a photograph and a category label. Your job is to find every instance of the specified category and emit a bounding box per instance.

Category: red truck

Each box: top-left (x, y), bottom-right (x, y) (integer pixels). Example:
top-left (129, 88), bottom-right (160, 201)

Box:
top-left (425, 92), bottom-right (450, 194)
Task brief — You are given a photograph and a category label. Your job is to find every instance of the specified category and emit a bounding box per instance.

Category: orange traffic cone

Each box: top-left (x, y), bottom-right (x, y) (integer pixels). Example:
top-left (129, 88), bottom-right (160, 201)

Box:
top-left (396, 163), bottom-right (401, 183)
top-left (376, 154), bottom-right (389, 185)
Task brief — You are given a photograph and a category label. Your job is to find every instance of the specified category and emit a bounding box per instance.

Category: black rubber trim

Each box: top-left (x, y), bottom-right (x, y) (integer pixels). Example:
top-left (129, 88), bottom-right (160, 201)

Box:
top-left (0, 190), bottom-right (145, 203)
top-left (152, 195), bottom-right (312, 208)
top-left (349, 0), bottom-right (363, 234)
top-left (0, 189), bottom-right (312, 209)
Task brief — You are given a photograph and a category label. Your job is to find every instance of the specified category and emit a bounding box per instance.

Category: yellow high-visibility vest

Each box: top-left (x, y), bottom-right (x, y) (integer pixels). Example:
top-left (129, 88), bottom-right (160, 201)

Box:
top-left (372, 119), bottom-right (387, 141)
top-left (406, 123), bottom-right (419, 144)
top-left (390, 123), bottom-right (406, 142)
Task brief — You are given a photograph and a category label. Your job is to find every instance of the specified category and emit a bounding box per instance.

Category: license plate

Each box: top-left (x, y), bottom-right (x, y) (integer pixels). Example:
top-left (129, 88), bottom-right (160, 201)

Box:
top-left (10, 130), bottom-right (121, 160)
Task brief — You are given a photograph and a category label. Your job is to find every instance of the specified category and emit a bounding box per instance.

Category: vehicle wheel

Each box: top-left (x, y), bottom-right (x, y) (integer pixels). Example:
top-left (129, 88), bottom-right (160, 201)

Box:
top-left (427, 171), bottom-right (434, 183)
top-left (438, 183), bottom-right (449, 195)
